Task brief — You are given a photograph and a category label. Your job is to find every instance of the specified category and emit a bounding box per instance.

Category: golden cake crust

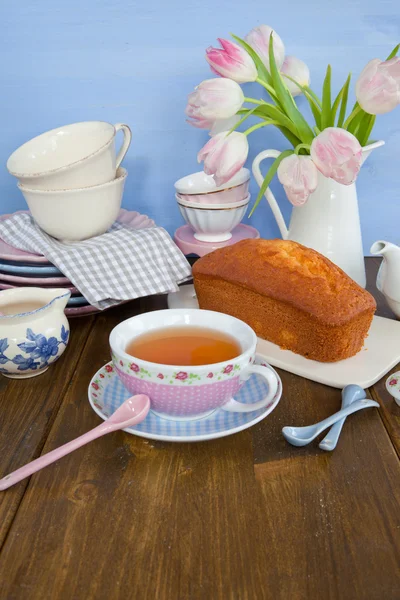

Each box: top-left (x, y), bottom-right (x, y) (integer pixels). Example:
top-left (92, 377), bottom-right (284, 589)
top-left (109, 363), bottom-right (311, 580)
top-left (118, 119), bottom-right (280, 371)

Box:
top-left (192, 239), bottom-right (376, 326)
top-left (192, 239), bottom-right (376, 362)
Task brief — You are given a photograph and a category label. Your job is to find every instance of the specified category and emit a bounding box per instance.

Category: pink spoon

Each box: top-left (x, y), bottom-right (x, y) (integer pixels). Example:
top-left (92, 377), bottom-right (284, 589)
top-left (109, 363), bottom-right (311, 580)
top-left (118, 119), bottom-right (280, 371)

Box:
top-left (0, 394), bottom-right (150, 491)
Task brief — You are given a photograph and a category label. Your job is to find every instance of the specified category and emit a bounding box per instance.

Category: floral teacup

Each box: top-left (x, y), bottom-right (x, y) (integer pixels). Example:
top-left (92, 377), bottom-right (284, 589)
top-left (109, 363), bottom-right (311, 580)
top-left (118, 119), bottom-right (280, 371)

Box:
top-left (109, 309), bottom-right (279, 420)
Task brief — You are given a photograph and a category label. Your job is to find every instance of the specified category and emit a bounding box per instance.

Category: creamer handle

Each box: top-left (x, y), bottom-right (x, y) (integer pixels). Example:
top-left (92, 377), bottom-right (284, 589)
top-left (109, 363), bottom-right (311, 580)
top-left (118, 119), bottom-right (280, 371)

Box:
top-left (252, 149), bottom-right (289, 239)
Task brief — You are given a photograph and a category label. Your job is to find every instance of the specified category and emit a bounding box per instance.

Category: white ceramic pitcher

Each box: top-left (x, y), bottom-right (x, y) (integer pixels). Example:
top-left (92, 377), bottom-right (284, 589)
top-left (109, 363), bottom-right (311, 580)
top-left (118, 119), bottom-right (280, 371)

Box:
top-left (252, 140), bottom-right (385, 288)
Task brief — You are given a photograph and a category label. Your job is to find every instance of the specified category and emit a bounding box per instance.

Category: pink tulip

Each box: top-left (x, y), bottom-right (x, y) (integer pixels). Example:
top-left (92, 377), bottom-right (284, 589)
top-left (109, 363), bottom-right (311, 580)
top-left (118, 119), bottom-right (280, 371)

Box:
top-left (355, 57), bottom-right (400, 115)
top-left (186, 79), bottom-right (244, 129)
top-left (277, 154), bottom-right (318, 206)
top-left (205, 39), bottom-right (257, 83)
top-left (245, 25), bottom-right (285, 72)
top-left (185, 107), bottom-right (214, 130)
top-left (310, 127), bottom-right (362, 185)
top-left (197, 131), bottom-right (249, 186)
top-left (281, 56), bottom-right (310, 97)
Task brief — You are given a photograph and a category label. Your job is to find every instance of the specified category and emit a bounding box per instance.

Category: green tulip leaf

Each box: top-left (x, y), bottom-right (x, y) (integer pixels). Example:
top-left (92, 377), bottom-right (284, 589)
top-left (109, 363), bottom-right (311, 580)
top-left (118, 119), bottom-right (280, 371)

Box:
top-left (337, 75), bottom-right (351, 128)
top-left (386, 43), bottom-right (400, 60)
top-left (347, 109), bottom-right (364, 135)
top-left (332, 73), bottom-right (351, 126)
top-left (304, 86), bottom-right (322, 108)
top-left (357, 114), bottom-right (376, 147)
top-left (244, 119), bottom-right (281, 136)
top-left (249, 149), bottom-right (294, 216)
top-left (238, 104), bottom-right (299, 137)
top-left (268, 35), bottom-right (314, 144)
top-left (254, 103), bottom-right (300, 137)
top-left (236, 115), bottom-right (301, 146)
top-left (321, 65), bottom-right (332, 129)
top-left (281, 74), bottom-right (322, 129)
top-left (275, 126), bottom-right (302, 148)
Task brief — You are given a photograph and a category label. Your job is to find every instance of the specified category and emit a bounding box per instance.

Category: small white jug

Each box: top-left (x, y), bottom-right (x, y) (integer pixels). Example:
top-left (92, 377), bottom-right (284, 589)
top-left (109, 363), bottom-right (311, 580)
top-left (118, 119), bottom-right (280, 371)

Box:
top-left (370, 240), bottom-right (400, 318)
top-left (0, 288), bottom-right (70, 379)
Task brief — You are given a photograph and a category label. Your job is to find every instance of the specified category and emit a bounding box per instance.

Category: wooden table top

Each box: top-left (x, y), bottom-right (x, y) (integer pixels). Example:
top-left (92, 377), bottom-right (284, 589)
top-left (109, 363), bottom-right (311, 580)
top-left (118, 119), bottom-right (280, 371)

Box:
top-left (0, 257), bottom-right (399, 600)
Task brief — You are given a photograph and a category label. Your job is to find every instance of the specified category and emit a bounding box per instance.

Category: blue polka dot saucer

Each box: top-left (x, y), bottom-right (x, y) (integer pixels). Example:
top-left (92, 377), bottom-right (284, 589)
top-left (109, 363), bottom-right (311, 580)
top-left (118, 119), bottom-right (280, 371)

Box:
top-left (88, 355), bottom-right (282, 442)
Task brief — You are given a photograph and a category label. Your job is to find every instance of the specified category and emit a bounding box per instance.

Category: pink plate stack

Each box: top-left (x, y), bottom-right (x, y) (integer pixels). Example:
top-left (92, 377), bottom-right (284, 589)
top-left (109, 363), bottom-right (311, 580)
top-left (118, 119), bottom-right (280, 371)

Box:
top-left (0, 209), bottom-right (155, 317)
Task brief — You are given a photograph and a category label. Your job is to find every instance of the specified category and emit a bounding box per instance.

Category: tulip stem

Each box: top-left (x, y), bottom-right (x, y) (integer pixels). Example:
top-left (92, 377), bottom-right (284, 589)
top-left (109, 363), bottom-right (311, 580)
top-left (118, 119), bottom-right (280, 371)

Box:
top-left (294, 143), bottom-right (311, 155)
top-left (256, 77), bottom-right (279, 101)
top-left (244, 120), bottom-right (280, 136)
top-left (343, 105), bottom-right (362, 129)
top-left (243, 97), bottom-right (264, 105)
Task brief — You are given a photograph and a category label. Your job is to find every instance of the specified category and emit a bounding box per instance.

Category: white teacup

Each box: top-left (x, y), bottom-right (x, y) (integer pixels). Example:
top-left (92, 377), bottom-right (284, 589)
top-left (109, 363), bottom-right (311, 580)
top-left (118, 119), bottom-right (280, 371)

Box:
top-left (7, 121), bottom-right (132, 190)
top-left (19, 167), bottom-right (127, 241)
top-left (110, 309), bottom-right (280, 420)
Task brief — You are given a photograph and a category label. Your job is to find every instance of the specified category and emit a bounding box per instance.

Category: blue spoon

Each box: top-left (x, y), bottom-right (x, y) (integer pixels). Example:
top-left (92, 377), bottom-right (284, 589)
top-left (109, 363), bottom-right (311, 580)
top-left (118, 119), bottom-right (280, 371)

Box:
top-left (318, 385), bottom-right (367, 452)
top-left (282, 398), bottom-right (379, 447)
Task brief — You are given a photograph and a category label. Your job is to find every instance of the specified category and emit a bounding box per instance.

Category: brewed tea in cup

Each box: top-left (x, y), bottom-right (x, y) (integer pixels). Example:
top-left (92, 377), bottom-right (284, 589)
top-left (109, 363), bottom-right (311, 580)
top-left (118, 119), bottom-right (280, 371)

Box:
top-left (125, 326), bottom-right (241, 366)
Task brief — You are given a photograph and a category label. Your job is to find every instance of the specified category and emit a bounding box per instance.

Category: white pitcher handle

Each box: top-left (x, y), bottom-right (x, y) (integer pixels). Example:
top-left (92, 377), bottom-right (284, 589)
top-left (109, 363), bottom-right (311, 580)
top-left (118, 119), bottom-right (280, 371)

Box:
top-left (114, 123), bottom-right (132, 168)
top-left (252, 149), bottom-right (289, 239)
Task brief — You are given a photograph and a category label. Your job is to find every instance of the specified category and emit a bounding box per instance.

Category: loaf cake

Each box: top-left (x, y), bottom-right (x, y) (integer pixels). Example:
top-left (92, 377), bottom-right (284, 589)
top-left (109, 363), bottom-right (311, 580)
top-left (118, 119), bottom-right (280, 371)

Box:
top-left (192, 239), bottom-right (376, 362)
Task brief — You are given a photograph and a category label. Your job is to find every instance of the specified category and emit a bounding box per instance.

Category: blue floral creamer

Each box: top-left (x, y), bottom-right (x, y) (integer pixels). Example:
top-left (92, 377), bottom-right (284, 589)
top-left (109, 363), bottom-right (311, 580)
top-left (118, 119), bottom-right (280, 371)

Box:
top-left (0, 288), bottom-right (71, 379)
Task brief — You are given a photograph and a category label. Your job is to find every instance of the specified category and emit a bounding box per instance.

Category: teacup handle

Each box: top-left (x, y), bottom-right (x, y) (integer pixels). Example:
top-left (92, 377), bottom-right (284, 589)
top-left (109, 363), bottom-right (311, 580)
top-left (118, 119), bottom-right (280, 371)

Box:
top-left (222, 364), bottom-right (278, 413)
top-left (114, 123), bottom-right (132, 168)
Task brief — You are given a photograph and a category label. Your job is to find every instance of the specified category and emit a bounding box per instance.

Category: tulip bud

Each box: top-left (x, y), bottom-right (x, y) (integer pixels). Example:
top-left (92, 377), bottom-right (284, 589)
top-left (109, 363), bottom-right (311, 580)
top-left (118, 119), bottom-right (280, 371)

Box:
top-left (310, 127), bottom-right (362, 185)
top-left (197, 131), bottom-right (249, 186)
top-left (281, 56), bottom-right (310, 96)
top-left (245, 25), bottom-right (285, 72)
top-left (205, 39), bottom-right (258, 84)
top-left (186, 79), bottom-right (244, 129)
top-left (277, 154), bottom-right (318, 206)
top-left (355, 57), bottom-right (400, 115)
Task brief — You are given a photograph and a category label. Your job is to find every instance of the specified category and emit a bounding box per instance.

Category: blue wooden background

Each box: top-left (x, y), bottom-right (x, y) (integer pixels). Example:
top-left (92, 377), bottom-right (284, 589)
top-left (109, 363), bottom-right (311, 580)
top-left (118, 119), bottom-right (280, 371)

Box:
top-left (0, 1), bottom-right (399, 253)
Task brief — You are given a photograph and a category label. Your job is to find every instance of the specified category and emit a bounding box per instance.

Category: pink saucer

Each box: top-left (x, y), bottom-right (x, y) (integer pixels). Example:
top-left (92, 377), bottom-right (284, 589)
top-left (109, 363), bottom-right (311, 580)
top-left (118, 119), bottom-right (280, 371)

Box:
top-left (174, 224), bottom-right (260, 257)
top-left (0, 212), bottom-right (50, 263)
top-left (0, 272), bottom-right (70, 285)
top-left (65, 300), bottom-right (130, 318)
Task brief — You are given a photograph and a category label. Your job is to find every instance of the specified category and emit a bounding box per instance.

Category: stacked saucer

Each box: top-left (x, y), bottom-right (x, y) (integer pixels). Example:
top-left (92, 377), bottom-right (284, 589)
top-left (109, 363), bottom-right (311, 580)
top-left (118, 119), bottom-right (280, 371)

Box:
top-left (0, 209), bottom-right (155, 317)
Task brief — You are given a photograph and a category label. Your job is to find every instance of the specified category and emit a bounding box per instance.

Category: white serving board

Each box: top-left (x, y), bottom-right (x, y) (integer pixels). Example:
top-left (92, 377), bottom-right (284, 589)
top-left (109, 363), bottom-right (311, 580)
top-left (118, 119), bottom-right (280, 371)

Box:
top-left (256, 316), bottom-right (400, 389)
top-left (167, 285), bottom-right (400, 389)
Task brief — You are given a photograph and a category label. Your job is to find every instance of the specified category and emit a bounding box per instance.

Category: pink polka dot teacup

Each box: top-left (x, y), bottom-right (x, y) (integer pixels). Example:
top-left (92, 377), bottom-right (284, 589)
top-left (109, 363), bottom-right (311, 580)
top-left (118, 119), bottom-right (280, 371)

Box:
top-left (110, 309), bottom-right (279, 420)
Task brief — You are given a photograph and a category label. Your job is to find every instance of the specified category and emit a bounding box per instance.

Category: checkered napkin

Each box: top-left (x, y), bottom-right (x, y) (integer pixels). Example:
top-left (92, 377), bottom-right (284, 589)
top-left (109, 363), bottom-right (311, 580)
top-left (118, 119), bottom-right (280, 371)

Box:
top-left (0, 212), bottom-right (192, 309)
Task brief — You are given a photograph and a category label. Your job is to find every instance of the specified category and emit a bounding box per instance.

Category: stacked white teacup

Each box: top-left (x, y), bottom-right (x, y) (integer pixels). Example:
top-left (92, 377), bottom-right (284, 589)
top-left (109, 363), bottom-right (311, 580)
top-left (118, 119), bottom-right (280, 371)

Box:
top-left (7, 121), bottom-right (132, 242)
top-left (174, 168), bottom-right (250, 242)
